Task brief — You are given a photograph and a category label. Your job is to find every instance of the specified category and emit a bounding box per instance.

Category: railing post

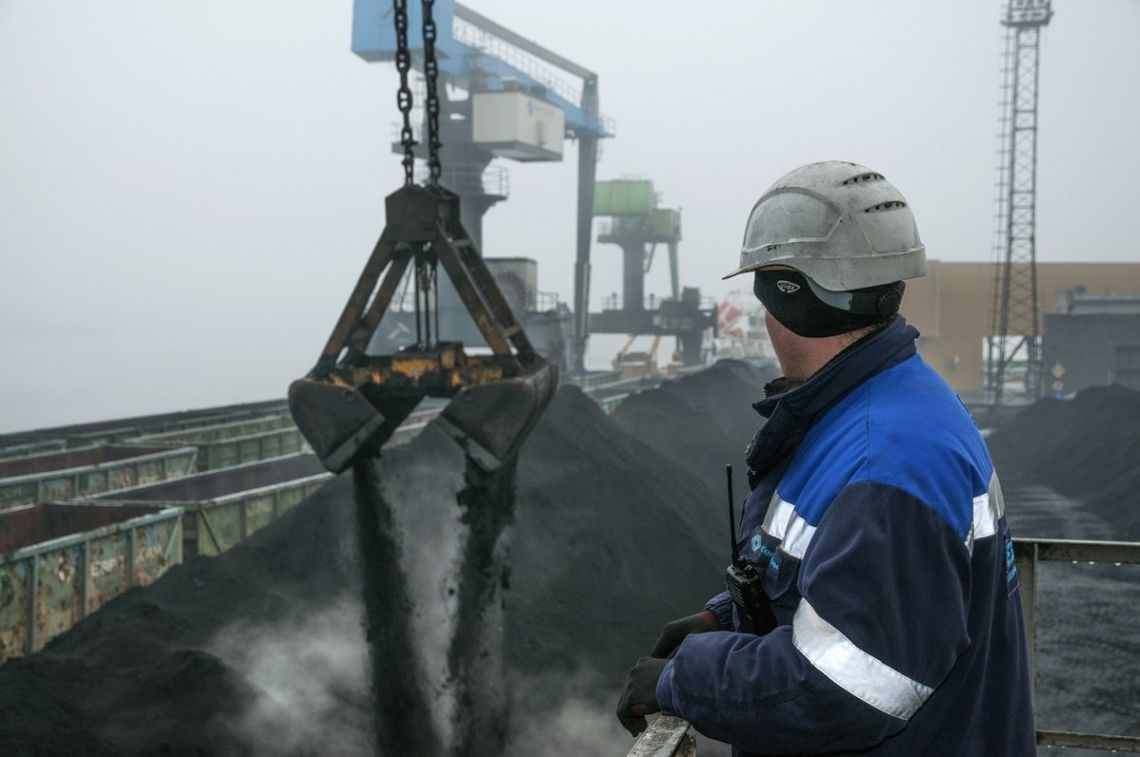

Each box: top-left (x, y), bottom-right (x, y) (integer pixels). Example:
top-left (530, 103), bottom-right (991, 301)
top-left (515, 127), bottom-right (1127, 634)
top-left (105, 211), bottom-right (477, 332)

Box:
top-left (1015, 540), bottom-right (1038, 707)
top-left (80, 539), bottom-right (90, 618)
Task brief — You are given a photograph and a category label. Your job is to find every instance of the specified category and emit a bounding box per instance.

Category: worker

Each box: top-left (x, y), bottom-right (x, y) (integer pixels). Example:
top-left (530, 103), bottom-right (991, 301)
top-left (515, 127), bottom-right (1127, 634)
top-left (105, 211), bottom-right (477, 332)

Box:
top-left (616, 161), bottom-right (1035, 754)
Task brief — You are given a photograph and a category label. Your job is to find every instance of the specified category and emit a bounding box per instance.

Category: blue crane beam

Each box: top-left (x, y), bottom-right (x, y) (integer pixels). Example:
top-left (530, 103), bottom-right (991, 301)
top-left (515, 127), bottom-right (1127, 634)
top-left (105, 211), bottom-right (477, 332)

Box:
top-left (351, 0), bottom-right (611, 138)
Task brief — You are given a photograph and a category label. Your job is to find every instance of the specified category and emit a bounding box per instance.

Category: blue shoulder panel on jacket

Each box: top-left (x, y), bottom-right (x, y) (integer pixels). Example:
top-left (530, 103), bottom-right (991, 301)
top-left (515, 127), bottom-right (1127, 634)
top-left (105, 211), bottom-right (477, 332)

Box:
top-left (777, 355), bottom-right (992, 540)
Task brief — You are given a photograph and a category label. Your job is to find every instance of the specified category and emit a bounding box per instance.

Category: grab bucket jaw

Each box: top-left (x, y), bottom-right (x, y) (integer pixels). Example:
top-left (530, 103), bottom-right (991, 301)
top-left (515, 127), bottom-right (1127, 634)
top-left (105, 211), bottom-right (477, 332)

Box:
top-left (289, 378), bottom-right (417, 474)
top-left (437, 362), bottom-right (557, 474)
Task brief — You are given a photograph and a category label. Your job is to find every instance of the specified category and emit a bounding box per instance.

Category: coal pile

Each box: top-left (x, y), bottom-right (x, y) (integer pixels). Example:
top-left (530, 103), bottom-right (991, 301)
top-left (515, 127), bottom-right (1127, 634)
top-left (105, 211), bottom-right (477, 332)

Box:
top-left (0, 360), bottom-right (772, 756)
top-left (611, 360), bottom-right (778, 500)
top-left (985, 385), bottom-right (1140, 744)
top-left (988, 384), bottom-right (1140, 539)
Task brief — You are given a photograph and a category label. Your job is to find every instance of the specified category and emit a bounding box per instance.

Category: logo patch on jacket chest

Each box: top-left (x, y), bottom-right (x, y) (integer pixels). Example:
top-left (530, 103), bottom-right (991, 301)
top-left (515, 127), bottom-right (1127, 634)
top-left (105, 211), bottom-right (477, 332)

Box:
top-left (1004, 535), bottom-right (1019, 595)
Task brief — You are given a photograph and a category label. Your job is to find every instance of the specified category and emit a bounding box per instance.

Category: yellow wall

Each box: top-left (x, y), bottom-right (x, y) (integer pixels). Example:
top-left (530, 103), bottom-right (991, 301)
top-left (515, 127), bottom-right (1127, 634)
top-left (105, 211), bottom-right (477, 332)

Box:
top-left (900, 261), bottom-right (1140, 395)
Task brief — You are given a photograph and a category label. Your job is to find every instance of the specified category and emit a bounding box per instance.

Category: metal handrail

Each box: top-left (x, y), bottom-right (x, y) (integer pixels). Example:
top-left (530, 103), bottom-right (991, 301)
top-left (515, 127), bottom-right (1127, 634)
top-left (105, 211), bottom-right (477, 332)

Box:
top-left (628, 716), bottom-right (695, 757)
top-left (1014, 537), bottom-right (1140, 752)
top-left (624, 537), bottom-right (1140, 756)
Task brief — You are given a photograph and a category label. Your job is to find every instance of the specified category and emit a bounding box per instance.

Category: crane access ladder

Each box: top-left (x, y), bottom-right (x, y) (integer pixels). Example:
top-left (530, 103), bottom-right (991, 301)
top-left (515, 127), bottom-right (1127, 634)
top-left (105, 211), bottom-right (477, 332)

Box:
top-left (627, 537), bottom-right (1140, 756)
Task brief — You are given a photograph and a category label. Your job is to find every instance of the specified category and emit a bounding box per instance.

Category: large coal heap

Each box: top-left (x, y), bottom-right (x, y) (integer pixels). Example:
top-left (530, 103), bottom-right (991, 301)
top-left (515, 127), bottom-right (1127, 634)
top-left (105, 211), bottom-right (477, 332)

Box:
top-left (0, 360), bottom-right (773, 756)
top-left (988, 384), bottom-right (1140, 538)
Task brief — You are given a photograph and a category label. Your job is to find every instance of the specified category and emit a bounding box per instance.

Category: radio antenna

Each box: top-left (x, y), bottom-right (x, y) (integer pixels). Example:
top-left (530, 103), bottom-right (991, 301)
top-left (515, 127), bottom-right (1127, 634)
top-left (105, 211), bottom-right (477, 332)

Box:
top-left (726, 464), bottom-right (740, 565)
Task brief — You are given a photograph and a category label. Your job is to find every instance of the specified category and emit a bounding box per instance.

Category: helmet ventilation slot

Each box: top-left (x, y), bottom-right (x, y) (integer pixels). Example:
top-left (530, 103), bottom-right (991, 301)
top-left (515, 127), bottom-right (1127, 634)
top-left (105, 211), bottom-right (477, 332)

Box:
top-left (842, 172), bottom-right (885, 185)
top-left (863, 201), bottom-right (907, 213)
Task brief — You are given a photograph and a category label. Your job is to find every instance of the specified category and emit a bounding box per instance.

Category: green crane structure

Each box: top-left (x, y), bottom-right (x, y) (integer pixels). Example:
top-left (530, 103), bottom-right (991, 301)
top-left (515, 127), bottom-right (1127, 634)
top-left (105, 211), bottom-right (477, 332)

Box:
top-left (589, 179), bottom-right (714, 366)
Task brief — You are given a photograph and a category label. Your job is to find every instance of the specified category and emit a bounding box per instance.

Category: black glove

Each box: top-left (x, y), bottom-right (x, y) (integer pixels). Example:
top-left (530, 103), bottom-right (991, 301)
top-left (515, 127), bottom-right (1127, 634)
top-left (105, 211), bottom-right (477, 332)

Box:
top-left (616, 656), bottom-right (669, 736)
top-left (650, 610), bottom-right (719, 658)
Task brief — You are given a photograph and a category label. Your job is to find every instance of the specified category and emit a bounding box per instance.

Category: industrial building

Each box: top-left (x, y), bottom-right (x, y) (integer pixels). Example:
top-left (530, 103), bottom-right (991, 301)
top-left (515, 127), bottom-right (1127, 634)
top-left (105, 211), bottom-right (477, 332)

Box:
top-left (1043, 288), bottom-right (1140, 394)
top-left (901, 260), bottom-right (1140, 397)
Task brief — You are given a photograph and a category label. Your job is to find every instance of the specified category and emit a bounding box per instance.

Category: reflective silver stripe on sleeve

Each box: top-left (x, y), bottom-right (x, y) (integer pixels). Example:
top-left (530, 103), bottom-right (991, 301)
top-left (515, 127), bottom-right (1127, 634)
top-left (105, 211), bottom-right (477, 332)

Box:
top-left (965, 472), bottom-right (1007, 551)
top-left (761, 493), bottom-right (793, 534)
top-left (761, 495), bottom-right (818, 559)
top-left (780, 514), bottom-right (817, 559)
top-left (792, 599), bottom-right (934, 720)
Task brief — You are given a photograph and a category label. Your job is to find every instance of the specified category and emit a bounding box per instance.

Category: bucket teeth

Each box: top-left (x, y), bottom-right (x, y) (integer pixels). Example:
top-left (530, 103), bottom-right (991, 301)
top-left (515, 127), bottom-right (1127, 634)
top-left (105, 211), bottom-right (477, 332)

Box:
top-left (437, 363), bottom-right (557, 473)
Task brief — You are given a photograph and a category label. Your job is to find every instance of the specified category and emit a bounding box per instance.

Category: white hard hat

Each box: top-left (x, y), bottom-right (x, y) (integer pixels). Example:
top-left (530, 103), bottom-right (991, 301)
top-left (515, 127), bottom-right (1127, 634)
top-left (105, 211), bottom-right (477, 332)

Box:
top-left (724, 161), bottom-right (926, 291)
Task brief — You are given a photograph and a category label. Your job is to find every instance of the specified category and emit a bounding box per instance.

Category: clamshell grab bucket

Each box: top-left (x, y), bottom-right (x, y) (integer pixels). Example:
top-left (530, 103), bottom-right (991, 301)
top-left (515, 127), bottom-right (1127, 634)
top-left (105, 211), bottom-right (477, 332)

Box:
top-left (288, 184), bottom-right (556, 474)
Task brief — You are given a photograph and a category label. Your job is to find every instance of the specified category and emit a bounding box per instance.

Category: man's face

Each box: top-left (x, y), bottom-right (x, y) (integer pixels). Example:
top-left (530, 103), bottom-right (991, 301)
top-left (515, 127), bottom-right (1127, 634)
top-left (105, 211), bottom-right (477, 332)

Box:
top-left (764, 309), bottom-right (807, 381)
top-left (760, 265), bottom-right (812, 381)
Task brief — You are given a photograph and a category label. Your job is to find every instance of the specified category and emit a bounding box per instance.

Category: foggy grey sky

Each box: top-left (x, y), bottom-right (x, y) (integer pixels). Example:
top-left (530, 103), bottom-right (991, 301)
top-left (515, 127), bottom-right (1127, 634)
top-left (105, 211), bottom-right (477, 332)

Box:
top-left (2, 0), bottom-right (1138, 432)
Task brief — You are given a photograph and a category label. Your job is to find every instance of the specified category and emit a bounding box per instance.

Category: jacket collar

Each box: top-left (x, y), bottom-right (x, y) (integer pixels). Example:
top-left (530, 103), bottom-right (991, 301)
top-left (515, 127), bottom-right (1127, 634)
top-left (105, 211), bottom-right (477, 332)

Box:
top-left (745, 317), bottom-right (919, 476)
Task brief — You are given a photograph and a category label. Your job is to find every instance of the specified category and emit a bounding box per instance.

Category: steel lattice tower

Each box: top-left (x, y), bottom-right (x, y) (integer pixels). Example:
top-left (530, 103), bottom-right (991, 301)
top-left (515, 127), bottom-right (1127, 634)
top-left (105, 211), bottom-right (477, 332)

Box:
top-left (989, 0), bottom-right (1048, 405)
top-left (987, 0), bottom-right (1053, 404)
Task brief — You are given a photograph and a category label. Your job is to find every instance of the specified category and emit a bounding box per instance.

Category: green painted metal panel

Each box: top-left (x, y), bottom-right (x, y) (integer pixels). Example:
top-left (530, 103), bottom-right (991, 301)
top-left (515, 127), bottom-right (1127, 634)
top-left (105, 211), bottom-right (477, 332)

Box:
top-left (650, 208), bottom-right (681, 238)
top-left (97, 456), bottom-right (329, 558)
top-left (182, 512), bottom-right (207, 558)
top-left (208, 444), bottom-right (235, 472)
top-left (0, 504), bottom-right (183, 662)
top-left (107, 465), bottom-right (139, 492)
top-left (0, 447), bottom-right (198, 510)
top-left (609, 208), bottom-right (681, 242)
top-left (0, 400), bottom-right (289, 452)
top-left (148, 427), bottom-right (304, 474)
top-left (133, 415), bottom-right (294, 445)
top-left (178, 472), bottom-right (329, 557)
top-left (237, 437), bottom-right (261, 466)
top-left (132, 519), bottom-right (179, 586)
top-left (0, 562), bottom-right (29, 661)
top-left (135, 458), bottom-right (164, 487)
top-left (282, 432), bottom-right (303, 455)
top-left (260, 434), bottom-right (282, 460)
top-left (0, 483), bottom-right (37, 510)
top-left (277, 488), bottom-right (303, 512)
top-left (163, 453), bottom-right (196, 479)
top-left (594, 179), bottom-right (656, 215)
top-left (41, 477), bottom-right (75, 503)
top-left (88, 532), bottom-right (130, 613)
top-left (33, 544), bottom-right (84, 653)
top-left (0, 440), bottom-right (65, 460)
top-left (593, 180), bottom-right (611, 214)
top-left (244, 493), bottom-right (277, 536)
top-left (77, 469), bottom-right (109, 497)
top-left (194, 502), bottom-right (242, 557)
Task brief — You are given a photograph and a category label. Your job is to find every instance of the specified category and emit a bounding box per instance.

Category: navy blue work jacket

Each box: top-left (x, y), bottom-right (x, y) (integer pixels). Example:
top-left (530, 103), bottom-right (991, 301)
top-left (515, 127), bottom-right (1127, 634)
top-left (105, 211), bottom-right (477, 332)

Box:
top-left (656, 317), bottom-right (1035, 755)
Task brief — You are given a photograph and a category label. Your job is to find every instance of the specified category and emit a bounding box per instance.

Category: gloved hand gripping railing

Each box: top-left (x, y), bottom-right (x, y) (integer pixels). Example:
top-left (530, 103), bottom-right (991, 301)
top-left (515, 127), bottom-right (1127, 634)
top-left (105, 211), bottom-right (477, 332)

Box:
top-left (627, 716), bottom-right (697, 757)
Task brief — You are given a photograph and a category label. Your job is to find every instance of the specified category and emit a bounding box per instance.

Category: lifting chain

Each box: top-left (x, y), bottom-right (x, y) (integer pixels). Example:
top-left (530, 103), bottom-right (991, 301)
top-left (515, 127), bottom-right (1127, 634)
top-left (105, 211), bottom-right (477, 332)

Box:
top-left (389, 0), bottom-right (443, 187)
top-left (421, 0), bottom-right (442, 185)
top-left (392, 0), bottom-right (416, 187)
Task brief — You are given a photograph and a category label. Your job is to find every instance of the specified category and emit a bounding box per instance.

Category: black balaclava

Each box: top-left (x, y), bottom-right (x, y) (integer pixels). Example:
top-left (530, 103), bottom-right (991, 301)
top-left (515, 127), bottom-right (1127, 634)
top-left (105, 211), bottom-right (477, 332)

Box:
top-left (753, 269), bottom-right (904, 338)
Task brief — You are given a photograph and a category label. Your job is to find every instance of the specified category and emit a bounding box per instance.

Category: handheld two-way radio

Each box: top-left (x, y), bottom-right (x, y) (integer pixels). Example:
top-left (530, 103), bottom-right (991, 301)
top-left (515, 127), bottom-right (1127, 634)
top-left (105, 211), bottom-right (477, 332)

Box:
top-left (723, 464), bottom-right (776, 635)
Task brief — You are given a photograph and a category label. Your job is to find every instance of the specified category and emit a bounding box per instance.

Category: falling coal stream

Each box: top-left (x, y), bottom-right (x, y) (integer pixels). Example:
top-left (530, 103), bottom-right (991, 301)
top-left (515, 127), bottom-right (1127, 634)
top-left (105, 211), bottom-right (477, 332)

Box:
top-left (353, 450), bottom-right (517, 755)
top-left (447, 459), bottom-right (516, 756)
top-left (352, 459), bottom-right (443, 756)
